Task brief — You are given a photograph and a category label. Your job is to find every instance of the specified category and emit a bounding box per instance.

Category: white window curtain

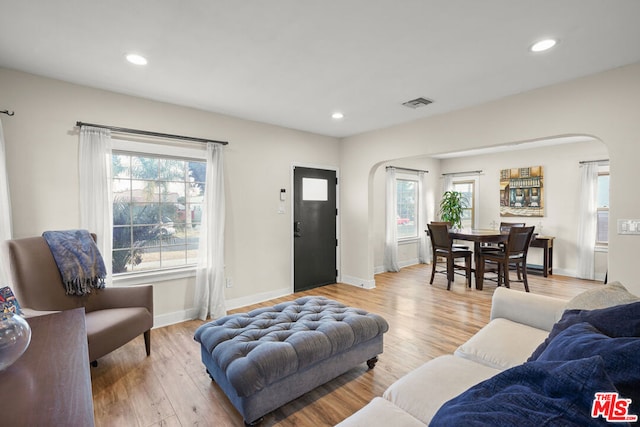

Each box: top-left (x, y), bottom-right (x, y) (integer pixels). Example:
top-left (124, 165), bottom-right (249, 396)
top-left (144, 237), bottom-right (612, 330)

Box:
top-left (0, 120), bottom-right (13, 286)
top-left (418, 171), bottom-right (431, 264)
top-left (195, 143), bottom-right (226, 320)
top-left (79, 126), bottom-right (113, 285)
top-left (442, 174), bottom-right (453, 195)
top-left (576, 162), bottom-right (598, 279)
top-left (384, 167), bottom-right (399, 272)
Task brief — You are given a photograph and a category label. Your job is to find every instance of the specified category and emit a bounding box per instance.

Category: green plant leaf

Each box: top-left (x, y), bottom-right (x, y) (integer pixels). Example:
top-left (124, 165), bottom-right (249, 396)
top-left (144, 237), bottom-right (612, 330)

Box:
top-left (439, 190), bottom-right (468, 229)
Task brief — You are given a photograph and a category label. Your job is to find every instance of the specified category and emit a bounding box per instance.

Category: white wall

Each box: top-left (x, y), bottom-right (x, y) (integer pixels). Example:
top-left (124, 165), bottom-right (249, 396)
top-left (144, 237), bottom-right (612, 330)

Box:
top-left (0, 68), bottom-right (340, 326)
top-left (340, 62), bottom-right (640, 296)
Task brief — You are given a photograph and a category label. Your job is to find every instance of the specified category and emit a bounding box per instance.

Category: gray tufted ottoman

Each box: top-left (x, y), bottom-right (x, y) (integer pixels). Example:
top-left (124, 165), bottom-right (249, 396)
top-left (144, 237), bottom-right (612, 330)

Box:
top-left (194, 296), bottom-right (389, 424)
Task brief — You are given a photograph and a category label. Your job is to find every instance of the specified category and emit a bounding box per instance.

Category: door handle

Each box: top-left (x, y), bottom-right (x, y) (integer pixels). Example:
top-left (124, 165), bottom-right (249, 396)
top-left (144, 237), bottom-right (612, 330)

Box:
top-left (294, 221), bottom-right (302, 237)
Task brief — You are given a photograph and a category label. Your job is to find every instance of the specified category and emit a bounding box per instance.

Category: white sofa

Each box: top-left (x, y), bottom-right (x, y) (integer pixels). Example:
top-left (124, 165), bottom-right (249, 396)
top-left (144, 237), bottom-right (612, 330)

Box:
top-left (336, 287), bottom-right (569, 426)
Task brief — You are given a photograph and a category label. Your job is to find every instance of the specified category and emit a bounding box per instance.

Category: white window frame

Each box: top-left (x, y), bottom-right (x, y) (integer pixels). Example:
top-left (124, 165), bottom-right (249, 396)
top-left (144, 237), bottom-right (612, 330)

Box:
top-left (452, 175), bottom-right (480, 229)
top-left (396, 172), bottom-right (420, 242)
top-left (596, 166), bottom-right (610, 247)
top-left (111, 138), bottom-right (207, 285)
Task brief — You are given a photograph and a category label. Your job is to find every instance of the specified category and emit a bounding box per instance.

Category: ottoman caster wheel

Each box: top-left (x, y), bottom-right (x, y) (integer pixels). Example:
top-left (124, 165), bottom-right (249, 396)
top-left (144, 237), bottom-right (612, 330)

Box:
top-left (366, 356), bottom-right (378, 369)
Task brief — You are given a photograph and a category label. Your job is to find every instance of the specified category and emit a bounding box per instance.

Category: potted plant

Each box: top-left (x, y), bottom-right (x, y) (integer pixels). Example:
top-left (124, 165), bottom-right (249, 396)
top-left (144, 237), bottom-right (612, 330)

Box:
top-left (439, 190), bottom-right (468, 230)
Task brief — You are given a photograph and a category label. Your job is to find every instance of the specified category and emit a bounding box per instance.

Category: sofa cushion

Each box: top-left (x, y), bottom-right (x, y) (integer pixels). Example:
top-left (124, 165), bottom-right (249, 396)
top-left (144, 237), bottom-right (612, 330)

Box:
top-left (529, 301), bottom-right (640, 361)
top-left (565, 281), bottom-right (640, 310)
top-left (430, 356), bottom-right (619, 427)
top-left (454, 318), bottom-right (549, 370)
top-left (383, 355), bottom-right (500, 424)
top-left (335, 397), bottom-right (426, 427)
top-left (536, 321), bottom-right (640, 413)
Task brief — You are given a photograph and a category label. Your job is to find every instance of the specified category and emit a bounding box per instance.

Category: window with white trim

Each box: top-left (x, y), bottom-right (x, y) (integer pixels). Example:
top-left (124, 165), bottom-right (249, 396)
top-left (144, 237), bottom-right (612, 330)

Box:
top-left (452, 178), bottom-right (477, 229)
top-left (111, 140), bottom-right (206, 275)
top-left (396, 175), bottom-right (419, 239)
top-left (596, 169), bottom-right (609, 245)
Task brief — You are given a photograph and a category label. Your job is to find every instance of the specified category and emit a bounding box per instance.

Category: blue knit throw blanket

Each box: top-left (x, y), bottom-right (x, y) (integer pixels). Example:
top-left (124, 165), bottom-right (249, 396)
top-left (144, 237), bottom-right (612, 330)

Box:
top-left (42, 230), bottom-right (107, 296)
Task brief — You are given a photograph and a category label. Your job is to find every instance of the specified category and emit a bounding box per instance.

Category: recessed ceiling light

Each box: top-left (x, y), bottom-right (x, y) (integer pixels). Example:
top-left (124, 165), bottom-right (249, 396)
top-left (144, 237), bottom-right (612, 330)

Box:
top-left (332, 112), bottom-right (344, 120)
top-left (126, 53), bottom-right (148, 65)
top-left (530, 39), bottom-right (557, 53)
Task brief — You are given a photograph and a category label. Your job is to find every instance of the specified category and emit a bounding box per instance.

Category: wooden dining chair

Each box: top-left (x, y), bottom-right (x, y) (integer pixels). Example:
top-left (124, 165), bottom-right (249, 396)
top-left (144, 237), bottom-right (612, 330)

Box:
top-left (430, 221), bottom-right (469, 249)
top-left (477, 226), bottom-right (535, 292)
top-left (481, 222), bottom-right (525, 251)
top-left (480, 221), bottom-right (527, 278)
top-left (427, 223), bottom-right (473, 290)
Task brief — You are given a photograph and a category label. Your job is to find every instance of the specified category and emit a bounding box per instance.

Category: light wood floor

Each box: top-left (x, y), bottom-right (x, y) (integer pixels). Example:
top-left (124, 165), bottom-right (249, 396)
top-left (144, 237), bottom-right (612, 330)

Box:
top-left (91, 265), bottom-right (601, 427)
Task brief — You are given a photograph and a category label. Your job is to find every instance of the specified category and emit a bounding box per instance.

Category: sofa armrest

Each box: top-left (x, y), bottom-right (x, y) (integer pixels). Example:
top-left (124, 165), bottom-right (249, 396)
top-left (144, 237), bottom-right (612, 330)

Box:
top-left (490, 287), bottom-right (567, 332)
top-left (85, 284), bottom-right (154, 317)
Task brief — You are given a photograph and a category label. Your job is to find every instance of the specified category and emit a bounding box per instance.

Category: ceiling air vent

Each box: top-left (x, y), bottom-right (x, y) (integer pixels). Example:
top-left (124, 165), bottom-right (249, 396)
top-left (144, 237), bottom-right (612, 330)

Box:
top-left (402, 97), bottom-right (434, 109)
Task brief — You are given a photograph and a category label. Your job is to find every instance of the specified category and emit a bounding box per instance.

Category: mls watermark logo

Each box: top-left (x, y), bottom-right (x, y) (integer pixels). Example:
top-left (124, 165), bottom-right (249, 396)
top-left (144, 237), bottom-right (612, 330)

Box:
top-left (591, 392), bottom-right (638, 423)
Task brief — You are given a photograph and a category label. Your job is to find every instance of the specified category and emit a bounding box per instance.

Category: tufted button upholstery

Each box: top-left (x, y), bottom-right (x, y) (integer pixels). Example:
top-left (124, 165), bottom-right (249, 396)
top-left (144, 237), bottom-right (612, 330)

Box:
top-left (194, 296), bottom-right (389, 397)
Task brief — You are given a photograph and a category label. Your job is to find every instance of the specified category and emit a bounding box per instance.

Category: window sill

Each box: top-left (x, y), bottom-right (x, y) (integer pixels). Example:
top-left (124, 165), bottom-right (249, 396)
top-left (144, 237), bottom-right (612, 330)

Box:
top-left (113, 266), bottom-right (197, 286)
top-left (398, 237), bottom-right (420, 245)
top-left (595, 245), bottom-right (609, 253)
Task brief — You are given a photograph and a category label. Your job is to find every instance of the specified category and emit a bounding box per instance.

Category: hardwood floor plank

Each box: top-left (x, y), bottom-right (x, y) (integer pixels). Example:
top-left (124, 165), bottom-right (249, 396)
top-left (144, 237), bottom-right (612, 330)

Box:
top-left (92, 265), bottom-right (602, 426)
top-left (149, 415), bottom-right (182, 427)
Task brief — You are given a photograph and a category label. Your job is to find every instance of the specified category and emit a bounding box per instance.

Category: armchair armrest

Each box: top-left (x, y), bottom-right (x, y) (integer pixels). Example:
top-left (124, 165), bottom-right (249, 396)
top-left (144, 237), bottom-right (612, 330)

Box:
top-left (19, 308), bottom-right (63, 319)
top-left (490, 287), bottom-right (567, 332)
top-left (85, 284), bottom-right (153, 317)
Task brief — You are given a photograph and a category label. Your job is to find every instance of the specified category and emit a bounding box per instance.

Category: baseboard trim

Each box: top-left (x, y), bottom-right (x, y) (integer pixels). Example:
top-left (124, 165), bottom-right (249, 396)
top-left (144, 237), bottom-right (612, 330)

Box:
top-left (153, 308), bottom-right (199, 329)
top-left (375, 260), bottom-right (423, 275)
top-left (154, 287), bottom-right (293, 327)
top-left (225, 287), bottom-right (292, 311)
top-left (340, 275), bottom-right (376, 289)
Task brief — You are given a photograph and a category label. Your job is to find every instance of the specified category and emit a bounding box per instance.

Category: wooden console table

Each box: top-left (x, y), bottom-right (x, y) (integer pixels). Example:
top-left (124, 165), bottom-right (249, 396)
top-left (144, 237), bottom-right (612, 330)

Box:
top-left (529, 235), bottom-right (554, 277)
top-left (0, 308), bottom-right (95, 426)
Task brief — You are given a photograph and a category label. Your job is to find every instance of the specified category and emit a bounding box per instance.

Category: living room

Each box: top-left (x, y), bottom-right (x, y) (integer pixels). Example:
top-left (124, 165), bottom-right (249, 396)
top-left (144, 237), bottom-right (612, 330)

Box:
top-left (1, 2), bottom-right (640, 426)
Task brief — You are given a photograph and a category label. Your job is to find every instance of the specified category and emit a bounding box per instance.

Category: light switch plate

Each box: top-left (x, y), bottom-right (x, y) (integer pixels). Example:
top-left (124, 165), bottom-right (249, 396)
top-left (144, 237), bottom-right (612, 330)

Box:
top-left (617, 219), bottom-right (640, 234)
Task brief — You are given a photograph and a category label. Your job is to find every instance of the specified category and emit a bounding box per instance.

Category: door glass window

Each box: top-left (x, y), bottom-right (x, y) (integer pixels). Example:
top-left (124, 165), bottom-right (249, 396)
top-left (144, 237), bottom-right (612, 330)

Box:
top-left (302, 178), bottom-right (328, 201)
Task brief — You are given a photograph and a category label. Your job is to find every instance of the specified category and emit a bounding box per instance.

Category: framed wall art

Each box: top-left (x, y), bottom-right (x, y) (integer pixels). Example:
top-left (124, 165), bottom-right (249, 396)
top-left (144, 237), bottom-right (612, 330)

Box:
top-left (499, 166), bottom-right (544, 217)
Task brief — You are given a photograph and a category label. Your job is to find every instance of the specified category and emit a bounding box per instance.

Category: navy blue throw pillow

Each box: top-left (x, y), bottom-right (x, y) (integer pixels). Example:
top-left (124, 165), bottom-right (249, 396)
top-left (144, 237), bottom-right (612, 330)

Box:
top-left (536, 321), bottom-right (640, 414)
top-left (528, 301), bottom-right (640, 362)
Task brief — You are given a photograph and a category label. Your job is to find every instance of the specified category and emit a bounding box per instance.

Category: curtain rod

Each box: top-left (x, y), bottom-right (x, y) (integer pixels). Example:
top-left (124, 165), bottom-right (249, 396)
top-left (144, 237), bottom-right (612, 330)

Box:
top-left (579, 158), bottom-right (609, 164)
top-left (76, 121), bottom-right (229, 146)
top-left (386, 166), bottom-right (429, 173)
top-left (441, 170), bottom-right (482, 176)
top-left (1, 110), bottom-right (15, 116)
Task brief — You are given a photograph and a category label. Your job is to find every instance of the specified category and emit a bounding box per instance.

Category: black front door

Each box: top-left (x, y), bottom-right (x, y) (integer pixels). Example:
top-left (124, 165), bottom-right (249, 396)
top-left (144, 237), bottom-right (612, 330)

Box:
top-left (293, 167), bottom-right (337, 292)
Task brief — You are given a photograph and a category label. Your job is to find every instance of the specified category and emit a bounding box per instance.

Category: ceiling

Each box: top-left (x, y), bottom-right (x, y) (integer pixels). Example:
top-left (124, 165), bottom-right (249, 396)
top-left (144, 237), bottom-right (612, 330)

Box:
top-left (1, 1), bottom-right (640, 138)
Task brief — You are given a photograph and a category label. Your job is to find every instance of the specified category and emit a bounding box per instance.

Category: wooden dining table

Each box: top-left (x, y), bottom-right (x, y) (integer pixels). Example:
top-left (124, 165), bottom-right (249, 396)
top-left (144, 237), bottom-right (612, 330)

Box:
top-left (449, 229), bottom-right (509, 290)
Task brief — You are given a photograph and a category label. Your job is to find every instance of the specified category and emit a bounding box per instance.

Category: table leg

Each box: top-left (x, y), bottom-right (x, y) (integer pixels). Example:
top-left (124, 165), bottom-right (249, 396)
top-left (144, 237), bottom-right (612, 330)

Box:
top-left (474, 241), bottom-right (482, 290)
top-left (541, 241), bottom-right (549, 277)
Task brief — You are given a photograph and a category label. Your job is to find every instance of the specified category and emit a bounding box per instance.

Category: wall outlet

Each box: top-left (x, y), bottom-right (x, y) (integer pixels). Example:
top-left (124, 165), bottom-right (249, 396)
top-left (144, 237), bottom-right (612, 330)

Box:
top-left (225, 278), bottom-right (233, 288)
top-left (618, 219), bottom-right (640, 235)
